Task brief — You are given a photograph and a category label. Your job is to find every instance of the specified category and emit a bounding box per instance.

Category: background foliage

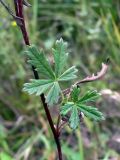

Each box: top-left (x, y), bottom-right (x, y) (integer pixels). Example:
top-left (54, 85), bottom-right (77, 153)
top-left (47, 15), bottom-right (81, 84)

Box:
top-left (0, 0), bottom-right (120, 159)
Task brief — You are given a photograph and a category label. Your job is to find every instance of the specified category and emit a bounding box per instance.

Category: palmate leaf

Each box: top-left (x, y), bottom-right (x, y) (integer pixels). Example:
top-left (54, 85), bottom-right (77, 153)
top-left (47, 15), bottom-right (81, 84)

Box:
top-left (60, 87), bottom-right (105, 130)
top-left (53, 38), bottom-right (68, 77)
top-left (61, 102), bottom-right (104, 129)
top-left (23, 39), bottom-right (78, 106)
top-left (27, 45), bottom-right (55, 79)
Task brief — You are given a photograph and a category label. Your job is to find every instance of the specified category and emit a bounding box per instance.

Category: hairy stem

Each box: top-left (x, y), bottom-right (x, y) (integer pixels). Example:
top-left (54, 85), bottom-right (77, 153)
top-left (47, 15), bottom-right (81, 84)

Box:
top-left (13, 1), bottom-right (63, 159)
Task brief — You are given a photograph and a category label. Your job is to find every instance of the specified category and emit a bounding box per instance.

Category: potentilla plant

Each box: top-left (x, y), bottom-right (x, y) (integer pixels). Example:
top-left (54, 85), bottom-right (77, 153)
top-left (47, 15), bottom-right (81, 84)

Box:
top-left (0, 1), bottom-right (108, 159)
top-left (23, 38), bottom-right (105, 130)
top-left (23, 39), bottom-right (108, 160)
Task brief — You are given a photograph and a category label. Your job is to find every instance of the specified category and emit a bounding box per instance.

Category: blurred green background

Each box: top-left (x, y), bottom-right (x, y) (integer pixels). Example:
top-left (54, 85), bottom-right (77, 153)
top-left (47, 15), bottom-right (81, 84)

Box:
top-left (0, 0), bottom-right (120, 160)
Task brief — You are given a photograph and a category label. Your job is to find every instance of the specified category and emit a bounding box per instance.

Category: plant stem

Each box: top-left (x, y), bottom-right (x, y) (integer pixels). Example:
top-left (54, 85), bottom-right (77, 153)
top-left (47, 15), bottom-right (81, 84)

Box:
top-left (40, 94), bottom-right (62, 160)
top-left (14, 0), bottom-right (30, 45)
top-left (13, 1), bottom-right (63, 159)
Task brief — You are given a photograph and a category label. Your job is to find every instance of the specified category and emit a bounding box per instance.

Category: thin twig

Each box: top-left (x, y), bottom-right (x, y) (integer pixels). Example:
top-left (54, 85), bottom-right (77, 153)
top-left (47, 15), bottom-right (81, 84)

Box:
top-left (63, 61), bottom-right (109, 95)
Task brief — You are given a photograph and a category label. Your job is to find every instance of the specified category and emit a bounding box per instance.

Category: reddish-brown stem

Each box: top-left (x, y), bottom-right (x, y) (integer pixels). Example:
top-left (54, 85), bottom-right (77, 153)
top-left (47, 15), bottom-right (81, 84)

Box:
top-left (13, 1), bottom-right (63, 159)
top-left (14, 0), bottom-right (30, 45)
top-left (14, 0), bottom-right (19, 17)
top-left (40, 95), bottom-right (62, 160)
top-left (63, 62), bottom-right (109, 95)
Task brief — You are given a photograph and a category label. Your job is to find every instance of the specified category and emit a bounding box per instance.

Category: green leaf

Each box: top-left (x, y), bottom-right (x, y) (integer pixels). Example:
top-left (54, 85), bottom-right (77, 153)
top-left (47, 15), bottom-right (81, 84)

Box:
top-left (69, 107), bottom-right (79, 130)
top-left (46, 82), bottom-right (61, 106)
top-left (59, 66), bottom-right (78, 81)
top-left (78, 90), bottom-right (101, 104)
top-left (71, 87), bottom-right (80, 102)
top-left (77, 104), bottom-right (105, 121)
top-left (61, 102), bottom-right (74, 115)
top-left (23, 79), bottom-right (53, 95)
top-left (23, 39), bottom-right (79, 106)
top-left (60, 89), bottom-right (104, 130)
top-left (27, 45), bottom-right (55, 79)
top-left (53, 38), bottom-right (68, 77)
